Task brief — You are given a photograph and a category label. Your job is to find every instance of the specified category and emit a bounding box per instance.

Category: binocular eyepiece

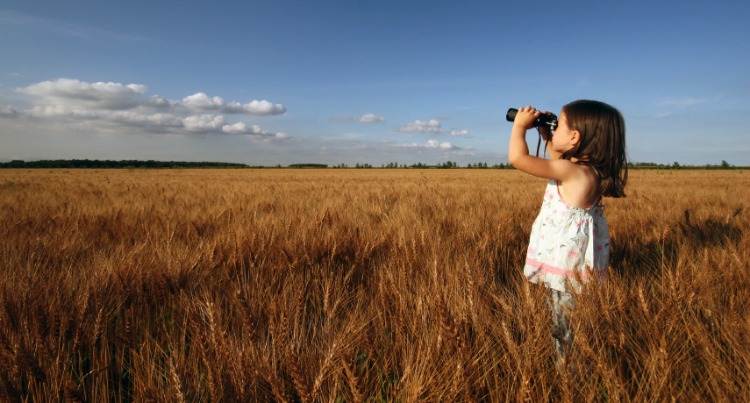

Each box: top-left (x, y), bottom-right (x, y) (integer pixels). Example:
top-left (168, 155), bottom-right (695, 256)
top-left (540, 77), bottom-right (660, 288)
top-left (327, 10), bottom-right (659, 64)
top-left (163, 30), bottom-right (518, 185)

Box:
top-left (506, 108), bottom-right (558, 131)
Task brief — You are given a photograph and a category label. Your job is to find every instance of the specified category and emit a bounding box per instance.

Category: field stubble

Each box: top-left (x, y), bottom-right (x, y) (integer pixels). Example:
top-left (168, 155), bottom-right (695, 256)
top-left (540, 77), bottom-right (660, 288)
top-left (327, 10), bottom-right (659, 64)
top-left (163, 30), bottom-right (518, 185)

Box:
top-left (0, 169), bottom-right (748, 401)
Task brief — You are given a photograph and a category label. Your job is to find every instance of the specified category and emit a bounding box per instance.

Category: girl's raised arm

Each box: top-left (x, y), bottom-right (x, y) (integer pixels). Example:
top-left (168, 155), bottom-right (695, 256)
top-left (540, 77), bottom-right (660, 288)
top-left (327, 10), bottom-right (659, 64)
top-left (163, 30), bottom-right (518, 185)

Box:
top-left (507, 106), bottom-right (576, 181)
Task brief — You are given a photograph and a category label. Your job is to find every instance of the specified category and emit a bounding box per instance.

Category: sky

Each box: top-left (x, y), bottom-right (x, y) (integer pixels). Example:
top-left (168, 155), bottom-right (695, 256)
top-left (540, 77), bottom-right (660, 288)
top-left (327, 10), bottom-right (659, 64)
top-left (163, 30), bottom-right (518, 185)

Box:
top-left (1, 0), bottom-right (749, 167)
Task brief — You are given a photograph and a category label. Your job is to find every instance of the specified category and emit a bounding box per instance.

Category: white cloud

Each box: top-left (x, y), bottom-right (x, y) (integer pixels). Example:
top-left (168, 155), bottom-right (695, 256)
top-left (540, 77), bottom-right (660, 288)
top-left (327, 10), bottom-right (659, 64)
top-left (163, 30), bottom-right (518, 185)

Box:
top-left (108, 111), bottom-right (182, 131)
top-left (181, 93), bottom-right (225, 111)
top-left (5, 78), bottom-right (288, 139)
top-left (221, 121), bottom-right (288, 139)
top-left (224, 100), bottom-right (286, 116)
top-left (146, 95), bottom-right (172, 109)
top-left (331, 113), bottom-right (385, 123)
top-left (19, 78), bottom-right (147, 110)
top-left (426, 139), bottom-right (455, 149)
top-left (398, 118), bottom-right (471, 137)
top-left (399, 119), bottom-right (442, 134)
top-left (449, 129), bottom-right (470, 137)
top-left (396, 139), bottom-right (457, 150)
top-left (181, 93), bottom-right (286, 116)
top-left (358, 113), bottom-right (385, 123)
top-left (183, 114), bottom-right (225, 132)
top-left (221, 121), bottom-right (249, 134)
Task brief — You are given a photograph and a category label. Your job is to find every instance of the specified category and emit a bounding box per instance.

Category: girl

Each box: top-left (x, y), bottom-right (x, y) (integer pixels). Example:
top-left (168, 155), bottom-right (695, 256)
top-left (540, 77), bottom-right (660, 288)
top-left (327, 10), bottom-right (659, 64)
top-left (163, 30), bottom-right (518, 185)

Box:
top-left (507, 100), bottom-right (628, 363)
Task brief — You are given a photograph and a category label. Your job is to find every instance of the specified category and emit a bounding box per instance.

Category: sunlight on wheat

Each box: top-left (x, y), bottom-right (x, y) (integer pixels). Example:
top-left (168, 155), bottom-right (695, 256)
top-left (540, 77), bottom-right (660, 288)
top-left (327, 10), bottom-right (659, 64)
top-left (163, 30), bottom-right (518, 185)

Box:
top-left (0, 169), bottom-right (747, 401)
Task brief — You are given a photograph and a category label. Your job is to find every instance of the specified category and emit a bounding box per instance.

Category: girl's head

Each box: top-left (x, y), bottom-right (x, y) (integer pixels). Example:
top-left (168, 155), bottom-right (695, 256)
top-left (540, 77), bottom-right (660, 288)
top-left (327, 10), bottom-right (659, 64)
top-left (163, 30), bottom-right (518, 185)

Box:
top-left (556, 100), bottom-right (628, 198)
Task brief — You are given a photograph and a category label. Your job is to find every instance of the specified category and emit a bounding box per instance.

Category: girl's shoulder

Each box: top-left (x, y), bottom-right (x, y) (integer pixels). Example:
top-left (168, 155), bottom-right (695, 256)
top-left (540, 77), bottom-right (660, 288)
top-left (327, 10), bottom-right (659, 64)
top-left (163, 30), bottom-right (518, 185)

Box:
top-left (557, 165), bottom-right (600, 209)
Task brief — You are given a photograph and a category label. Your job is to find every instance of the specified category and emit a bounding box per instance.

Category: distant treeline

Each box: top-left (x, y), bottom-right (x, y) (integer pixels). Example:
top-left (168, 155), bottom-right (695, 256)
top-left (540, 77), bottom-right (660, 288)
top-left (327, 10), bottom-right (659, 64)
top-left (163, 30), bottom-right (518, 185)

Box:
top-left (1, 159), bottom-right (746, 169)
top-left (627, 160), bottom-right (745, 170)
top-left (287, 163), bottom-right (329, 169)
top-left (0, 160), bottom-right (511, 169)
top-left (0, 159), bottom-right (250, 169)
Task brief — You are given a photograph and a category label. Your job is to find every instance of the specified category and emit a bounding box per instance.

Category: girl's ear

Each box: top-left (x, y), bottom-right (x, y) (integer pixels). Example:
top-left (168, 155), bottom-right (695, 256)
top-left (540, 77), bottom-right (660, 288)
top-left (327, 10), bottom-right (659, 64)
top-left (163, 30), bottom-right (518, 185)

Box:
top-left (569, 130), bottom-right (581, 146)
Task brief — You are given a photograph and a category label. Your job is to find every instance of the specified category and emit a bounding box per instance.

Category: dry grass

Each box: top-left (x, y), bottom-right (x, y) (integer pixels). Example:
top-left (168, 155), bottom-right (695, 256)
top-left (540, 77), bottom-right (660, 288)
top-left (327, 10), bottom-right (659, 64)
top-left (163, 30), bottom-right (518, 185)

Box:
top-left (0, 168), bottom-right (747, 401)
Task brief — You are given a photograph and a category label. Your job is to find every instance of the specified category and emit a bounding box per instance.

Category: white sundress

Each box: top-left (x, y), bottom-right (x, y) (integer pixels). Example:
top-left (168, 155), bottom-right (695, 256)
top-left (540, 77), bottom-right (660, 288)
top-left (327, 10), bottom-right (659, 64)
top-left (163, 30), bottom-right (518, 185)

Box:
top-left (524, 179), bottom-right (610, 293)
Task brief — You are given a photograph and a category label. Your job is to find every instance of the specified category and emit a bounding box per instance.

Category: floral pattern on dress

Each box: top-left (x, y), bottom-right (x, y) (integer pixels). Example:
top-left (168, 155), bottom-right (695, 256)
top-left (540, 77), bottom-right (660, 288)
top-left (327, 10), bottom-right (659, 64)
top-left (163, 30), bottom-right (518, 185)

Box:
top-left (523, 180), bottom-right (610, 292)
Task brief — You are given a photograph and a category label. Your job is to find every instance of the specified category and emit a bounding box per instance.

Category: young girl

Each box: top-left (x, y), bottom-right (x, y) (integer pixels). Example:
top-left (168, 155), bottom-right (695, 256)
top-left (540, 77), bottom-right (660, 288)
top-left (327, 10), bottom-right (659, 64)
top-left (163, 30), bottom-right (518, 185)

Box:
top-left (507, 100), bottom-right (628, 363)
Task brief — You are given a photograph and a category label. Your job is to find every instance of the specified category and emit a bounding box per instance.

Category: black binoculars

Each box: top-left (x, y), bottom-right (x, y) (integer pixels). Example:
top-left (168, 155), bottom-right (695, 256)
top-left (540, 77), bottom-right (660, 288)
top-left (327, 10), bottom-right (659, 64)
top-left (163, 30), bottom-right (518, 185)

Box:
top-left (506, 108), bottom-right (558, 131)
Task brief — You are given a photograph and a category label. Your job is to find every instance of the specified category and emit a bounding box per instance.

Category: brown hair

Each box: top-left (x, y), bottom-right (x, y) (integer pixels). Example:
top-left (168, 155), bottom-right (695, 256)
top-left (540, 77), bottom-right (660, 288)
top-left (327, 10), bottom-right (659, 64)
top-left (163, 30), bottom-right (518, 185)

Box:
top-left (561, 100), bottom-right (628, 198)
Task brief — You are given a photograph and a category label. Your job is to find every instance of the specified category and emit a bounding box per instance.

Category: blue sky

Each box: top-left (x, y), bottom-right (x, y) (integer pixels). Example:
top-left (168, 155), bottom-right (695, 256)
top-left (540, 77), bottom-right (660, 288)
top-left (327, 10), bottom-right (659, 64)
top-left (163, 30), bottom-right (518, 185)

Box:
top-left (1, 0), bottom-right (748, 166)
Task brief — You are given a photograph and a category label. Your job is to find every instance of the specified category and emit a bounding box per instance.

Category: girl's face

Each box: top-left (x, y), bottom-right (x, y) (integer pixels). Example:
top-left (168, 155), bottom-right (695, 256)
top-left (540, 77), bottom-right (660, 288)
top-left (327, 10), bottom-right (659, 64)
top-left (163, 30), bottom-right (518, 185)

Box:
top-left (551, 111), bottom-right (577, 153)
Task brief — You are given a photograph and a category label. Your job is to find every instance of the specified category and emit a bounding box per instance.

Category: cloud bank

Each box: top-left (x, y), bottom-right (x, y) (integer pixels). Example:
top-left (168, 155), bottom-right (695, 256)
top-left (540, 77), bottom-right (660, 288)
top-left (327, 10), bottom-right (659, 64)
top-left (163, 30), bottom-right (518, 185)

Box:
top-left (6, 78), bottom-right (287, 139)
top-left (1, 78), bottom-right (483, 164)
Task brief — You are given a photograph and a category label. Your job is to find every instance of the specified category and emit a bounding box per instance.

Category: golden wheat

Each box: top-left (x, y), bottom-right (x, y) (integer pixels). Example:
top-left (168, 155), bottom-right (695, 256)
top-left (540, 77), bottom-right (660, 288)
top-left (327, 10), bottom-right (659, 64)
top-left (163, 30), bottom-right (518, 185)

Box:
top-left (0, 168), bottom-right (747, 401)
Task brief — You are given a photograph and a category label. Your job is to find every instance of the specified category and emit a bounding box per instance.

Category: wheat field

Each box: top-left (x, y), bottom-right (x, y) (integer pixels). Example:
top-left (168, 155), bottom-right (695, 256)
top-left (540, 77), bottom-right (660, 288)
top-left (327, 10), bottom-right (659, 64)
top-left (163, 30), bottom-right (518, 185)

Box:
top-left (0, 168), bottom-right (747, 401)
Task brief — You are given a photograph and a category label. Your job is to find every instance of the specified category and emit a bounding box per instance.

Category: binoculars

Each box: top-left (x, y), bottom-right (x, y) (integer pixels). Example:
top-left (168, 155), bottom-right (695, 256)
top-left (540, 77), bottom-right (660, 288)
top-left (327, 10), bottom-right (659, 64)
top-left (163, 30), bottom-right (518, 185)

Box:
top-left (506, 108), bottom-right (558, 131)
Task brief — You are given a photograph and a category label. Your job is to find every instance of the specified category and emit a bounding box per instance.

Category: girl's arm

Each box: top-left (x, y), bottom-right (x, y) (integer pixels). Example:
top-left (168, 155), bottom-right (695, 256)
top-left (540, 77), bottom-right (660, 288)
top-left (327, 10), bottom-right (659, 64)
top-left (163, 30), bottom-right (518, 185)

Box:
top-left (507, 106), bottom-right (575, 181)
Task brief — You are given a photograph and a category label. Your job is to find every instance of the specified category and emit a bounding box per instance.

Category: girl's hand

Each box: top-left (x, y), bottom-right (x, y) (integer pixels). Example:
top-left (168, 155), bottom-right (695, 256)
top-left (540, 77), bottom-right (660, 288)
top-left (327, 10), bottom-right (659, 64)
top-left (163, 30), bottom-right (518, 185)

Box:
top-left (513, 106), bottom-right (541, 131)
